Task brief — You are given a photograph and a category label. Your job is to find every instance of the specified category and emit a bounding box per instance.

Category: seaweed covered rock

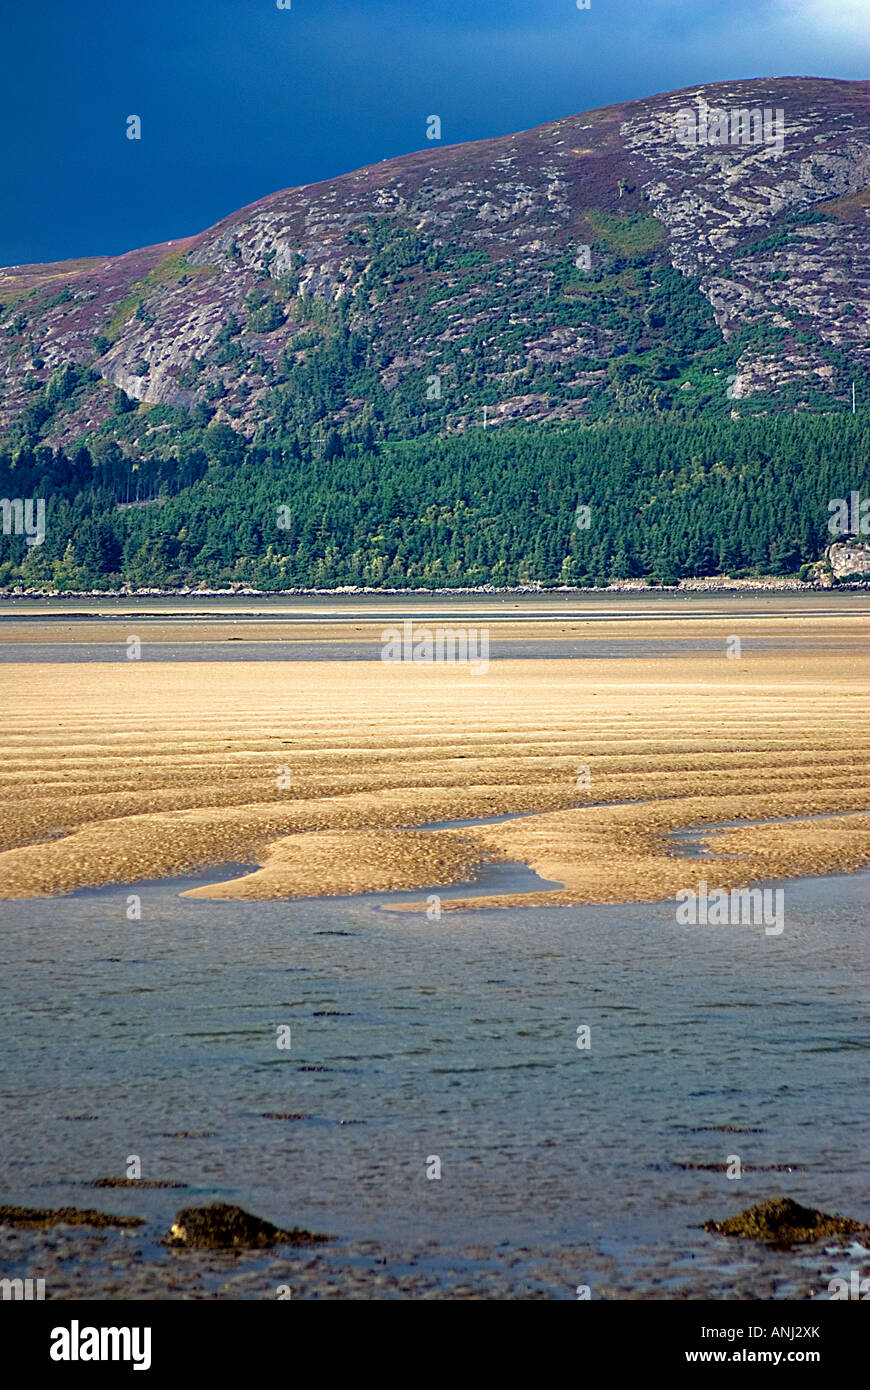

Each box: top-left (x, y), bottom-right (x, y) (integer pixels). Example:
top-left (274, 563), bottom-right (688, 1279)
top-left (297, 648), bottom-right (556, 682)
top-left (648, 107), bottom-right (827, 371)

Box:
top-left (705, 1197), bottom-right (870, 1246)
top-left (93, 1177), bottom-right (185, 1189)
top-left (166, 1202), bottom-right (330, 1250)
top-left (0, 1203), bottom-right (143, 1230)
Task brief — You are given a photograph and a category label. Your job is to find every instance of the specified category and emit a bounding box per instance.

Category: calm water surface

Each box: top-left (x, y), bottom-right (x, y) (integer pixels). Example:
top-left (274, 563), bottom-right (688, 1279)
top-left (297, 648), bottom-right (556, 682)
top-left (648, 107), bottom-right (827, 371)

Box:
top-left (0, 865), bottom-right (867, 1299)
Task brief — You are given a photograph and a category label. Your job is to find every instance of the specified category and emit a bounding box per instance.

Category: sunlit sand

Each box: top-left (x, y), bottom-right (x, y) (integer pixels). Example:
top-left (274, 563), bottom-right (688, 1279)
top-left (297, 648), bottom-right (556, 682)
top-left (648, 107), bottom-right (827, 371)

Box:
top-left (0, 606), bottom-right (867, 906)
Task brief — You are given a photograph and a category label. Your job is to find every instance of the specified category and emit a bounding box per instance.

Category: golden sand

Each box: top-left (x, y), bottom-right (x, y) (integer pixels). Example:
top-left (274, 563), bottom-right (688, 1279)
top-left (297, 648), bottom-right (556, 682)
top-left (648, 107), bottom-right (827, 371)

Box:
top-left (0, 614), bottom-right (868, 907)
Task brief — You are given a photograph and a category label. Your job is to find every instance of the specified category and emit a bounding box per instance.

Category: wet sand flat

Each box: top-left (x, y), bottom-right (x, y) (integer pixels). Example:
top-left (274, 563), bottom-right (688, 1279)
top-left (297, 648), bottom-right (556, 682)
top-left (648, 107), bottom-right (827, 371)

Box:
top-left (0, 612), bottom-right (865, 651)
top-left (0, 616), bottom-right (868, 904)
top-left (0, 590), bottom-right (865, 648)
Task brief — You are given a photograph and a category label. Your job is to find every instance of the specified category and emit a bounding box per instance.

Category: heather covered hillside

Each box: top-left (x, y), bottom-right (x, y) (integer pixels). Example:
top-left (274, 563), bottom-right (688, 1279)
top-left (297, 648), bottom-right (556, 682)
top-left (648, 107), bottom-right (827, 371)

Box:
top-left (1, 75), bottom-right (869, 592)
top-left (1, 76), bottom-right (868, 463)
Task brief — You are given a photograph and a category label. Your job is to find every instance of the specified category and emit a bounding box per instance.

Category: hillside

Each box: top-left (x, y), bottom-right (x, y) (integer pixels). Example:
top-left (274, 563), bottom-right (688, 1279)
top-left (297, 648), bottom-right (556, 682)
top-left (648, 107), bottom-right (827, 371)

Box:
top-left (1, 76), bottom-right (869, 593)
top-left (1, 76), bottom-right (869, 460)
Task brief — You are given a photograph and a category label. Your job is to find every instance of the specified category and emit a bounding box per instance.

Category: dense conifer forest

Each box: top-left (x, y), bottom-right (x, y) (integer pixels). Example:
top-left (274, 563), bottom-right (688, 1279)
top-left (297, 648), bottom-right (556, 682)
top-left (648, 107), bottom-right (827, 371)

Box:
top-left (1, 413), bottom-right (867, 589)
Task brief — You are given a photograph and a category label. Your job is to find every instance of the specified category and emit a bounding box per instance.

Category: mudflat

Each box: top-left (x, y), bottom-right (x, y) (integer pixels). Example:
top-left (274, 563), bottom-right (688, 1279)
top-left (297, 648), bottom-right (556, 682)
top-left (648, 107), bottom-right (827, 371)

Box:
top-left (0, 599), bottom-right (867, 906)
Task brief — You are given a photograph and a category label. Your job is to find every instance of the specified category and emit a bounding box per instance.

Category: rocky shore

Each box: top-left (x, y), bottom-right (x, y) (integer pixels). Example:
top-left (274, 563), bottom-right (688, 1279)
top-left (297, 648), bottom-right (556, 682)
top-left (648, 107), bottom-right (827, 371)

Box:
top-left (1, 575), bottom-right (866, 600)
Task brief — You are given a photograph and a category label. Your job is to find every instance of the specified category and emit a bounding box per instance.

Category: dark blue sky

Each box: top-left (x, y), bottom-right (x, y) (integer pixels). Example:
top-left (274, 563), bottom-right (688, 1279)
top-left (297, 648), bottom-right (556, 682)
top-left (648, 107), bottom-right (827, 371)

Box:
top-left (2, 0), bottom-right (865, 267)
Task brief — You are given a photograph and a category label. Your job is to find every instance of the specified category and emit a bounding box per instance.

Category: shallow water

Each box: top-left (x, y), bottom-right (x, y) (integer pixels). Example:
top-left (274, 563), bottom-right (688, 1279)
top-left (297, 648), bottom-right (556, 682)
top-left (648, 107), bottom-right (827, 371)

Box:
top-left (0, 589), bottom-right (865, 664)
top-left (0, 865), bottom-right (867, 1299)
top-left (0, 636), bottom-right (828, 662)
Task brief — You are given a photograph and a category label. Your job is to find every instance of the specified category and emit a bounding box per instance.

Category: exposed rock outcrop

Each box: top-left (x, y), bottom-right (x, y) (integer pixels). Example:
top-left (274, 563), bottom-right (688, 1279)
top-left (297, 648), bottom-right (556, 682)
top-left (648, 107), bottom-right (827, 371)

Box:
top-left (166, 1202), bottom-right (330, 1250)
top-left (704, 1197), bottom-right (870, 1246)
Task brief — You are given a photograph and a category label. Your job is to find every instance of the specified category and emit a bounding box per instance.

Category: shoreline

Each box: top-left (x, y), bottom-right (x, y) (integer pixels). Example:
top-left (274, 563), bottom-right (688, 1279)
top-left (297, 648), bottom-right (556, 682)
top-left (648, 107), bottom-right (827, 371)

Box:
top-left (27, 821), bottom-right (868, 909)
top-left (2, 576), bottom-right (868, 601)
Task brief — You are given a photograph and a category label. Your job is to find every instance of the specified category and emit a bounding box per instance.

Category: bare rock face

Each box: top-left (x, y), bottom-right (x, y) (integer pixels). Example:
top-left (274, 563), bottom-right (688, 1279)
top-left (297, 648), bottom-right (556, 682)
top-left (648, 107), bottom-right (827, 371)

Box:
top-left (827, 541), bottom-right (870, 578)
top-left (704, 1197), bottom-right (870, 1246)
top-left (166, 1202), bottom-right (330, 1250)
top-left (1, 76), bottom-right (868, 450)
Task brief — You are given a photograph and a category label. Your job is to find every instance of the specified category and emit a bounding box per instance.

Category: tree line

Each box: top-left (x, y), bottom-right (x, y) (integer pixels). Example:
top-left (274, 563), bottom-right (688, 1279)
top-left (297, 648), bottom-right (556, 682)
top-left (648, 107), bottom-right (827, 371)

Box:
top-left (1, 413), bottom-right (867, 589)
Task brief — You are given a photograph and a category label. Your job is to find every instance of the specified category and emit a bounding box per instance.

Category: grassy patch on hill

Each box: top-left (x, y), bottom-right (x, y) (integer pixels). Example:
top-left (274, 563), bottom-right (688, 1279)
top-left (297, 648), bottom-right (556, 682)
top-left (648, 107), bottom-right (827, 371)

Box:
top-left (583, 211), bottom-right (668, 257)
top-left (104, 250), bottom-right (219, 341)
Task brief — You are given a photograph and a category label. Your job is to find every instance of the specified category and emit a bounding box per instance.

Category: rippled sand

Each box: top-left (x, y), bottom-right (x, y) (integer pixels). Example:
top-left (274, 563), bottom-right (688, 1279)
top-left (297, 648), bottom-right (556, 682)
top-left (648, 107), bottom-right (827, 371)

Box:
top-left (0, 607), bottom-right (868, 906)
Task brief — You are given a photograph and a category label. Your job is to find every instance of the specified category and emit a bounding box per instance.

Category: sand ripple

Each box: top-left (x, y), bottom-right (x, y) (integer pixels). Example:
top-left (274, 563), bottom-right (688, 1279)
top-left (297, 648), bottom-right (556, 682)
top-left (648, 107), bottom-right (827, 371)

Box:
top-left (0, 641), bottom-right (867, 907)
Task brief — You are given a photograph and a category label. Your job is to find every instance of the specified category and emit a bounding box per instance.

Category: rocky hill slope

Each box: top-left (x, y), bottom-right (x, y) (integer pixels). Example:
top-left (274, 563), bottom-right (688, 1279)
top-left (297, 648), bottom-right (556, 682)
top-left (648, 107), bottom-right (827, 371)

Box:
top-left (1, 76), bottom-right (868, 457)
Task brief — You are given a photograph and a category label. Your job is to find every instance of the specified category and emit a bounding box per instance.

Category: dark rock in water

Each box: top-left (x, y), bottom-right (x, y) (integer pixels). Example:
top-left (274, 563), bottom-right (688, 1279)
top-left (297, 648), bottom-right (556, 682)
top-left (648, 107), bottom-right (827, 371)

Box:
top-left (705, 1197), bottom-right (870, 1246)
top-left (166, 1202), bottom-right (331, 1250)
top-left (0, 1203), bottom-right (143, 1230)
top-left (93, 1177), bottom-right (186, 1189)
